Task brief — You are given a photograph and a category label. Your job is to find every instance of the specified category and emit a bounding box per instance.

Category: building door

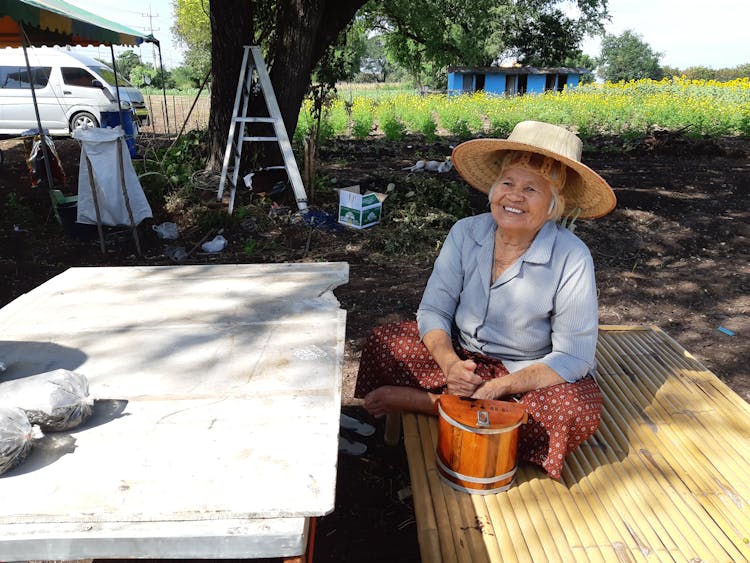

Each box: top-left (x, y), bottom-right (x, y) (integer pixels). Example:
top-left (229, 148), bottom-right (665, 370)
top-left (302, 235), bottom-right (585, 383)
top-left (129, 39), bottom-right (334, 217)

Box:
top-left (475, 74), bottom-right (486, 91)
top-left (518, 75), bottom-right (528, 95)
top-left (557, 74), bottom-right (568, 92)
top-left (505, 75), bottom-right (517, 95)
top-left (462, 74), bottom-right (474, 93)
top-left (545, 74), bottom-right (556, 91)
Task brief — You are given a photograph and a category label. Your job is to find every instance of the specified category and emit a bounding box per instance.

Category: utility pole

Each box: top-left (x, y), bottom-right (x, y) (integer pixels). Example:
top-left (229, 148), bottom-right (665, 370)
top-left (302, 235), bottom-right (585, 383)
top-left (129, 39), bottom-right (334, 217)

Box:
top-left (140, 4), bottom-right (159, 68)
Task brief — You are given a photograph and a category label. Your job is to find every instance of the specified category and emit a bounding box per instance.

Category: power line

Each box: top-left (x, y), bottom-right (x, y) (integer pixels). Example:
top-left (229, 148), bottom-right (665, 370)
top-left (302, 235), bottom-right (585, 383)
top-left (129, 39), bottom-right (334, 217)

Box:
top-left (140, 6), bottom-right (160, 67)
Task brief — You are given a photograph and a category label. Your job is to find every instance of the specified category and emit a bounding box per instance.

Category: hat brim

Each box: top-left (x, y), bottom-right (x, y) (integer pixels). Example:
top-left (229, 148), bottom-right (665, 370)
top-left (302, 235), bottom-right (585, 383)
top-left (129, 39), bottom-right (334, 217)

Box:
top-left (452, 138), bottom-right (616, 219)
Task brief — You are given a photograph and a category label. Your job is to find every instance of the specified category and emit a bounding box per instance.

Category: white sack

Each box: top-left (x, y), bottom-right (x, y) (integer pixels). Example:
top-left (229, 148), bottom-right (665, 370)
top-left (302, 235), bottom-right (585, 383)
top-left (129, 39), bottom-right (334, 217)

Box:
top-left (73, 126), bottom-right (152, 226)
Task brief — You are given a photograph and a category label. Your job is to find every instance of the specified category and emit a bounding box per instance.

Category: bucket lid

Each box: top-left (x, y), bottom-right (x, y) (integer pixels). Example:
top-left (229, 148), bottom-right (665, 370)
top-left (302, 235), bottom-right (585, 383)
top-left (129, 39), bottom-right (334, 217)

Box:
top-left (437, 395), bottom-right (527, 429)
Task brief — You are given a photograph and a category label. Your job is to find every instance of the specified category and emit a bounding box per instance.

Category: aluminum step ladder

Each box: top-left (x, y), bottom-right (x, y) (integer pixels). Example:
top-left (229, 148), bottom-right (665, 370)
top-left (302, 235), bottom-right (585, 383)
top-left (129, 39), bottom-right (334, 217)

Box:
top-left (217, 45), bottom-right (308, 214)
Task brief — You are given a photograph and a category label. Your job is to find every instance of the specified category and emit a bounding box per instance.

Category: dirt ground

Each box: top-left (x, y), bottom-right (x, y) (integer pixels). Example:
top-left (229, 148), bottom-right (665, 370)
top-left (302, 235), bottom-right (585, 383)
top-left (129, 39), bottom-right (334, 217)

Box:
top-left (0, 130), bottom-right (748, 563)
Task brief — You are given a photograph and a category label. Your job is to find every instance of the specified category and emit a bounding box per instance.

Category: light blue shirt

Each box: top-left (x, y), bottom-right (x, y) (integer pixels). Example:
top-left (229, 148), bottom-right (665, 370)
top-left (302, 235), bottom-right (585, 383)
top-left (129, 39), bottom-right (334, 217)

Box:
top-left (416, 214), bottom-right (599, 383)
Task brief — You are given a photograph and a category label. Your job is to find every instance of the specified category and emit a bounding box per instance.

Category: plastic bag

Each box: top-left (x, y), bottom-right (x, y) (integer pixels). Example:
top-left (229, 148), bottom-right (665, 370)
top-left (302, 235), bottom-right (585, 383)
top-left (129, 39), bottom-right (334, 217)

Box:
top-left (0, 407), bottom-right (43, 476)
top-left (153, 222), bottom-right (179, 239)
top-left (201, 235), bottom-right (227, 253)
top-left (72, 127), bottom-right (152, 226)
top-left (0, 369), bottom-right (93, 431)
top-left (23, 132), bottom-right (66, 189)
top-left (165, 245), bottom-right (188, 261)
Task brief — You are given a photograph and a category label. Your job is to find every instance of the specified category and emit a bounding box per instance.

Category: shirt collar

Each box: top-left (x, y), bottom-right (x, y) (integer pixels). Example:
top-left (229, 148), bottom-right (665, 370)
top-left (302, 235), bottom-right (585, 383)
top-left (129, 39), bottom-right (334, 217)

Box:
top-left (469, 214), bottom-right (557, 266)
top-left (523, 221), bottom-right (556, 265)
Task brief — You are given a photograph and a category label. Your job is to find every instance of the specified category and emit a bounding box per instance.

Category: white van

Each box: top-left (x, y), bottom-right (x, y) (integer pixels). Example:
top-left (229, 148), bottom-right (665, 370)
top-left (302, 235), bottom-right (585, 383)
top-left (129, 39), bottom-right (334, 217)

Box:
top-left (0, 47), bottom-right (149, 136)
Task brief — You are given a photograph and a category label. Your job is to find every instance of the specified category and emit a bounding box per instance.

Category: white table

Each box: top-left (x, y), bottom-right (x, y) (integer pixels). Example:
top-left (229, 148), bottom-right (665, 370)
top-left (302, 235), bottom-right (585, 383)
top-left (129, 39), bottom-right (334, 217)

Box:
top-left (0, 263), bottom-right (348, 561)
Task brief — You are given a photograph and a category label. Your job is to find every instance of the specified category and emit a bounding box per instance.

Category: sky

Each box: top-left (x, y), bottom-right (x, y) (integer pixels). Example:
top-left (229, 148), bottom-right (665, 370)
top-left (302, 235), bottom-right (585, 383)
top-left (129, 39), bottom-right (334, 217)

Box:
top-left (580, 0), bottom-right (749, 69)
top-left (63, 0), bottom-right (748, 72)
top-left (65, 0), bottom-right (186, 69)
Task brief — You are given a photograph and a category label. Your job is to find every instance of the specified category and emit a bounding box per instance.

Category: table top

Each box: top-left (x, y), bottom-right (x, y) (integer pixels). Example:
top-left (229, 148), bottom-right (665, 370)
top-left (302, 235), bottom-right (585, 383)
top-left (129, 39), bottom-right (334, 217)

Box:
top-left (0, 263), bottom-right (348, 526)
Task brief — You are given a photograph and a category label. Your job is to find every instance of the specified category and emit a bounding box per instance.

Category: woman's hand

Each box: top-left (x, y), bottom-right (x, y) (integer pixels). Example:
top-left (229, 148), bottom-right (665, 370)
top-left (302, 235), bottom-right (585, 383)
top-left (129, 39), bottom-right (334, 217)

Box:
top-left (471, 378), bottom-right (508, 400)
top-left (471, 364), bottom-right (565, 400)
top-left (445, 358), bottom-right (483, 397)
top-left (422, 329), bottom-right (482, 397)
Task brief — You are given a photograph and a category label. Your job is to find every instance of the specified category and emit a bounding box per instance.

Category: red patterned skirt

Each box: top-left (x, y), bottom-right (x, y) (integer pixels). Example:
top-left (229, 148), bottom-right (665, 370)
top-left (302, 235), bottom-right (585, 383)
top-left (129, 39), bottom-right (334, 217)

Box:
top-left (355, 321), bottom-right (602, 479)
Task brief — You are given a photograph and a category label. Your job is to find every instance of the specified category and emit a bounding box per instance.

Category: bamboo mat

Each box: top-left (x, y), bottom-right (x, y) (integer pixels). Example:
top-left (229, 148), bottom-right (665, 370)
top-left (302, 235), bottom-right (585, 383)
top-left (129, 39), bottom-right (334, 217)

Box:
top-left (403, 326), bottom-right (750, 563)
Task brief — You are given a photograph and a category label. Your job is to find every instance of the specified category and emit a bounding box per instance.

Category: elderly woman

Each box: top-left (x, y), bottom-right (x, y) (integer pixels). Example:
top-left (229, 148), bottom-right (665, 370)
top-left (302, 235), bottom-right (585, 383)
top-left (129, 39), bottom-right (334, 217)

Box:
top-left (354, 121), bottom-right (616, 478)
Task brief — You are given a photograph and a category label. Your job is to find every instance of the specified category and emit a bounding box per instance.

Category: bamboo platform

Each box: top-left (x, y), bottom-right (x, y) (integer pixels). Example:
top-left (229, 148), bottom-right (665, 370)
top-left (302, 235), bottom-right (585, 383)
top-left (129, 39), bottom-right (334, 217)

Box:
top-left (403, 326), bottom-right (750, 562)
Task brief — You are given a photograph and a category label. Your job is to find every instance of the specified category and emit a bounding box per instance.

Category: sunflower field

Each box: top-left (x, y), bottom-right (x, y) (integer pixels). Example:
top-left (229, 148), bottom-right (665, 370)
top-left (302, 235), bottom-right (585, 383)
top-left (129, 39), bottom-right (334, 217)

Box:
top-left (295, 77), bottom-right (750, 141)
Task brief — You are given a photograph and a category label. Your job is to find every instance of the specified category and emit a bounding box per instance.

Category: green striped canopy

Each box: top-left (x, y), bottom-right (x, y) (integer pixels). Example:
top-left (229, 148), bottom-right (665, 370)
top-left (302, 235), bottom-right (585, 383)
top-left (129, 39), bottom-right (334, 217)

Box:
top-left (0, 0), bottom-right (157, 47)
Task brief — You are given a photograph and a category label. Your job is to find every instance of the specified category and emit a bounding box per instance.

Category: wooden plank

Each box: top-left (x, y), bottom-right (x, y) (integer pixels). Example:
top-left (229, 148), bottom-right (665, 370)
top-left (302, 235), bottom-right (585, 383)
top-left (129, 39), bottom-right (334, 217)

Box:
top-left (596, 335), bottom-right (750, 558)
top-left (594, 348), bottom-right (719, 558)
top-left (403, 414), bottom-right (443, 563)
top-left (424, 415), bottom-right (485, 563)
top-left (595, 339), bottom-right (745, 560)
top-left (402, 326), bottom-right (750, 562)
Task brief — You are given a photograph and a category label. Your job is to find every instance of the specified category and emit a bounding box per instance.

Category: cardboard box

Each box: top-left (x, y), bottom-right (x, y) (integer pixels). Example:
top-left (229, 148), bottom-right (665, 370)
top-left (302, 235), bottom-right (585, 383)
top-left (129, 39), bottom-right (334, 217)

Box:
top-left (337, 185), bottom-right (387, 229)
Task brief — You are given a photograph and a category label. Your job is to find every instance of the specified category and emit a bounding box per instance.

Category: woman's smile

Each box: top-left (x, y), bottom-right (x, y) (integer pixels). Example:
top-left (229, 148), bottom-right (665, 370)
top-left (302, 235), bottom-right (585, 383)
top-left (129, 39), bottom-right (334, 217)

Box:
top-left (490, 166), bottom-right (554, 238)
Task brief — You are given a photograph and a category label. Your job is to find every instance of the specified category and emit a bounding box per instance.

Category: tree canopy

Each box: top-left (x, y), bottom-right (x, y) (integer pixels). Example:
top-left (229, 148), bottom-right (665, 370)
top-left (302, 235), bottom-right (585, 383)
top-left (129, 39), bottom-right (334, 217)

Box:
top-left (359, 0), bottom-right (607, 86)
top-left (172, 0), bottom-right (211, 79)
top-left (597, 29), bottom-right (664, 82)
top-left (172, 0), bottom-right (610, 168)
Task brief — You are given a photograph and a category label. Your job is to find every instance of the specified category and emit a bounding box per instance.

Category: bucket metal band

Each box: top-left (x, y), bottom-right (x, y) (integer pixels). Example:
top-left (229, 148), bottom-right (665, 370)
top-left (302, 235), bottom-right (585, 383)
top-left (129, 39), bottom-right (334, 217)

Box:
top-left (438, 473), bottom-right (515, 495)
top-left (438, 402), bottom-right (524, 435)
top-left (435, 454), bottom-right (517, 485)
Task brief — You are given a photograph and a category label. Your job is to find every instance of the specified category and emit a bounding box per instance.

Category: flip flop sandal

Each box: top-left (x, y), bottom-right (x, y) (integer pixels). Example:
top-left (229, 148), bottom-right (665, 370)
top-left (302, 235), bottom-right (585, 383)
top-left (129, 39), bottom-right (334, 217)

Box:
top-left (338, 435), bottom-right (367, 456)
top-left (340, 413), bottom-right (376, 437)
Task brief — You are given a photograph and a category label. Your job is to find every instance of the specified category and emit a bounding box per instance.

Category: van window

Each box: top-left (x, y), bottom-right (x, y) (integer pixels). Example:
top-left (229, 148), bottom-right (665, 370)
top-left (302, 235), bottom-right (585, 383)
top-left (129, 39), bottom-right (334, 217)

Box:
top-left (87, 65), bottom-right (134, 87)
top-left (0, 66), bottom-right (52, 89)
top-left (61, 67), bottom-right (99, 88)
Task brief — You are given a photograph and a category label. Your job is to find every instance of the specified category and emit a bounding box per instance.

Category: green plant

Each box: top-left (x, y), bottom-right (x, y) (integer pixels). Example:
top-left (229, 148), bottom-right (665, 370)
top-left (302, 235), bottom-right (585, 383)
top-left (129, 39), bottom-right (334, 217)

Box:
top-left (418, 117), bottom-right (438, 140)
top-left (149, 129), bottom-right (209, 193)
top-left (380, 114), bottom-right (406, 140)
top-left (197, 208), bottom-right (238, 231)
top-left (351, 98), bottom-right (376, 139)
top-left (375, 101), bottom-right (406, 140)
top-left (368, 177), bottom-right (469, 261)
top-left (303, 78), bottom-right (750, 141)
top-left (385, 176), bottom-right (469, 219)
top-left (4, 193), bottom-right (35, 227)
top-left (243, 239), bottom-right (257, 256)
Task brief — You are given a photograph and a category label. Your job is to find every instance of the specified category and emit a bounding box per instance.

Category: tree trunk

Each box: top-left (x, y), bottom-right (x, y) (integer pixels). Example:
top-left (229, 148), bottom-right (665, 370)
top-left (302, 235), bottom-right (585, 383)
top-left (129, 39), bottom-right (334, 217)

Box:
top-left (206, 0), bottom-right (367, 172)
top-left (271, 0), bottom-right (367, 137)
top-left (206, 0), bottom-right (253, 171)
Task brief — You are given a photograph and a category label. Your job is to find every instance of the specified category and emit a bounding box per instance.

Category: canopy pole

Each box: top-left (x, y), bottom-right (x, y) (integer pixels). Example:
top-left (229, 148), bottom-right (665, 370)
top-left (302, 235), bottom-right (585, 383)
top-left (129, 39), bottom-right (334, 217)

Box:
top-left (109, 45), bottom-right (125, 129)
top-left (82, 153), bottom-right (107, 254)
top-left (116, 137), bottom-right (142, 257)
top-left (155, 42), bottom-right (171, 136)
top-left (20, 24), bottom-right (59, 222)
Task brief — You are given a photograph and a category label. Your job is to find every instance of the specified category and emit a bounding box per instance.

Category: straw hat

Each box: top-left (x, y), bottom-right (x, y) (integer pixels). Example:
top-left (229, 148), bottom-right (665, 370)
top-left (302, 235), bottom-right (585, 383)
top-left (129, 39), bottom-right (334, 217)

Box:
top-left (451, 121), bottom-right (616, 219)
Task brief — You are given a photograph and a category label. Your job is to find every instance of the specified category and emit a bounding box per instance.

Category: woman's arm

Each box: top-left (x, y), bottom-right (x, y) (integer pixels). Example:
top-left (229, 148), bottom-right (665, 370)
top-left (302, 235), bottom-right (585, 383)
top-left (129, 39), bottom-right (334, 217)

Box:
top-left (423, 329), bottom-right (483, 396)
top-left (471, 362), bottom-right (564, 399)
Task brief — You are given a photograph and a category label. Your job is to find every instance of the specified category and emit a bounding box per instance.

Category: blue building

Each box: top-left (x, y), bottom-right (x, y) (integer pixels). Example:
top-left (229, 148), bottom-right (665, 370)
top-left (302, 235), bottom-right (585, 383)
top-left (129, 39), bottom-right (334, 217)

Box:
top-left (447, 66), bottom-right (589, 96)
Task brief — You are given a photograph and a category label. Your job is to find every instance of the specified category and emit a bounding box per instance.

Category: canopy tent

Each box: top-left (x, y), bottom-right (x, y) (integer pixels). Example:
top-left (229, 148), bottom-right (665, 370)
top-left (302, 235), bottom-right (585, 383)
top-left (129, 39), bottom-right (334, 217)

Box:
top-left (0, 0), bottom-right (169, 233)
top-left (0, 0), bottom-right (157, 47)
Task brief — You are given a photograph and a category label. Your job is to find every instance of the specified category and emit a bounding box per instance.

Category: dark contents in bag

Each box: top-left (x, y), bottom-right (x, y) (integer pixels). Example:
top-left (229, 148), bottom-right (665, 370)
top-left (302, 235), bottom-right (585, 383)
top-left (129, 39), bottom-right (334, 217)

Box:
top-left (0, 369), bottom-right (93, 431)
top-left (0, 407), bottom-right (38, 475)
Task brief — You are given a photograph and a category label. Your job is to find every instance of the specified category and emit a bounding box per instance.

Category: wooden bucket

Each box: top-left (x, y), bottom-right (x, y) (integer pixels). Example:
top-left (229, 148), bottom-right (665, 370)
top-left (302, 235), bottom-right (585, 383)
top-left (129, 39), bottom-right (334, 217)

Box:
top-left (436, 395), bottom-right (528, 494)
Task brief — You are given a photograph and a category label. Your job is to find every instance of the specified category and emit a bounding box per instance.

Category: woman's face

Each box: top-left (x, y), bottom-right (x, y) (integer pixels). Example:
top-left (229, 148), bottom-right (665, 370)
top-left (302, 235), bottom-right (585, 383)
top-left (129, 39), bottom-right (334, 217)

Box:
top-left (489, 165), bottom-right (554, 239)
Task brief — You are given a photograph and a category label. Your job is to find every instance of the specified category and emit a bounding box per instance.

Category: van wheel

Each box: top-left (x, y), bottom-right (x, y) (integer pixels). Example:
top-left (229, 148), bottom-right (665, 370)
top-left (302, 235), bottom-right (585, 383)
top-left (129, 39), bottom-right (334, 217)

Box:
top-left (70, 112), bottom-right (99, 131)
